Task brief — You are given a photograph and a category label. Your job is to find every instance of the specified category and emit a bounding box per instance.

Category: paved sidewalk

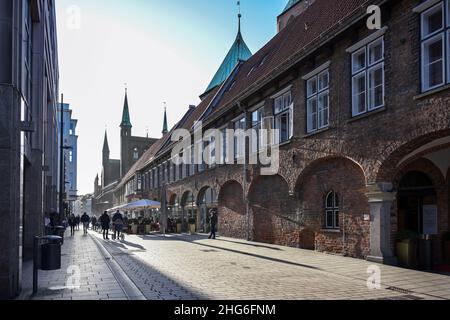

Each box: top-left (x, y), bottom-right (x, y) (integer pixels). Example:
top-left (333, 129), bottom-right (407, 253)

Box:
top-left (91, 232), bottom-right (450, 300)
top-left (20, 229), bottom-right (131, 300)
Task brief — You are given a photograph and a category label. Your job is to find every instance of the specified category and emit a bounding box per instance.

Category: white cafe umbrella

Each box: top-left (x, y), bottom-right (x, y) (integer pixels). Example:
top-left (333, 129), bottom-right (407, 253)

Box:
top-left (122, 199), bottom-right (161, 210)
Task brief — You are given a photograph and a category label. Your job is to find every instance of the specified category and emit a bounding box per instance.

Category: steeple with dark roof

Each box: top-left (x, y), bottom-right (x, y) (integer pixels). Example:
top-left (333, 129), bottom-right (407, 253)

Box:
top-left (162, 106), bottom-right (168, 135)
top-left (102, 130), bottom-right (110, 153)
top-left (120, 88), bottom-right (132, 128)
top-left (203, 10), bottom-right (252, 95)
top-left (102, 130), bottom-right (110, 167)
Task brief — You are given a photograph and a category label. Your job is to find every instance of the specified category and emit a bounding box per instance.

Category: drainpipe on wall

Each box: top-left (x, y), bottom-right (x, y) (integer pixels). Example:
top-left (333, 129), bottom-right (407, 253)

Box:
top-left (237, 101), bottom-right (251, 241)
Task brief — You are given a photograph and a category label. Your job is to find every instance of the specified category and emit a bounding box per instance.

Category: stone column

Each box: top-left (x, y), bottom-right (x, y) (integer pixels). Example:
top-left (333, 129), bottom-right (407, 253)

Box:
top-left (366, 183), bottom-right (398, 266)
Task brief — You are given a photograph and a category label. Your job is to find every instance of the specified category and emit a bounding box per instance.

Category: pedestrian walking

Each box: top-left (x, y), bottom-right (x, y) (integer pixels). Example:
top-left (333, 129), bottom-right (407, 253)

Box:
top-left (112, 210), bottom-right (124, 241)
top-left (81, 212), bottom-right (90, 235)
top-left (208, 209), bottom-right (218, 240)
top-left (75, 215), bottom-right (81, 230)
top-left (100, 211), bottom-right (111, 240)
top-left (91, 216), bottom-right (97, 231)
top-left (68, 214), bottom-right (76, 237)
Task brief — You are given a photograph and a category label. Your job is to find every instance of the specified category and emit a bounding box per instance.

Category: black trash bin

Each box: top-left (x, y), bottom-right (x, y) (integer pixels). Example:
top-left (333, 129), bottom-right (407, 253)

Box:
top-left (53, 226), bottom-right (66, 245)
top-left (418, 239), bottom-right (433, 271)
top-left (41, 235), bottom-right (63, 271)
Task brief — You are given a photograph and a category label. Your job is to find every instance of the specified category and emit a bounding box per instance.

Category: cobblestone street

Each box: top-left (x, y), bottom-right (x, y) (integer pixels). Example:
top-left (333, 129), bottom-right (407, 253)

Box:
top-left (89, 231), bottom-right (450, 300)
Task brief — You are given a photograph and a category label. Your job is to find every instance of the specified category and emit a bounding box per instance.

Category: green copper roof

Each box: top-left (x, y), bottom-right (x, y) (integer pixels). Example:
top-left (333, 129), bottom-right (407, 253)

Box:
top-left (120, 90), bottom-right (132, 127)
top-left (162, 108), bottom-right (168, 135)
top-left (204, 16), bottom-right (252, 94)
top-left (282, 0), bottom-right (301, 14)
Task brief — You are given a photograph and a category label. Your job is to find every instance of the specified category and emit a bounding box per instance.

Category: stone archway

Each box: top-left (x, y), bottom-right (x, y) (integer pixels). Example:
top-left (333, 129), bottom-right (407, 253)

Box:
top-left (248, 174), bottom-right (295, 246)
top-left (197, 186), bottom-right (216, 234)
top-left (168, 194), bottom-right (180, 232)
top-left (180, 190), bottom-right (196, 233)
top-left (295, 157), bottom-right (369, 257)
top-left (218, 180), bottom-right (246, 239)
top-left (372, 133), bottom-right (450, 265)
top-left (392, 158), bottom-right (447, 267)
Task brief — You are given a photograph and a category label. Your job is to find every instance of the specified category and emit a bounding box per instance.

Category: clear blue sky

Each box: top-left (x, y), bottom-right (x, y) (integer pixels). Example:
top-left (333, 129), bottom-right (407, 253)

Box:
top-left (56, 0), bottom-right (288, 194)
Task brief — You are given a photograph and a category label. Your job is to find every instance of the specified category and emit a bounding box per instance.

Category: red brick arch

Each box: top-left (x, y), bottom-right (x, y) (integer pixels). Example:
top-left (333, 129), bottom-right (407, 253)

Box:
top-left (196, 185), bottom-right (216, 206)
top-left (180, 190), bottom-right (195, 207)
top-left (248, 174), bottom-right (296, 246)
top-left (375, 129), bottom-right (450, 184)
top-left (217, 180), bottom-right (246, 239)
top-left (295, 156), bottom-right (369, 258)
top-left (169, 194), bottom-right (178, 206)
top-left (392, 158), bottom-right (446, 191)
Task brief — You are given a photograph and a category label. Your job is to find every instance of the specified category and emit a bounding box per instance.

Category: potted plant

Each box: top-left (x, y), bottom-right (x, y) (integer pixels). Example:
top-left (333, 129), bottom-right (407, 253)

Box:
top-left (188, 217), bottom-right (196, 234)
top-left (396, 230), bottom-right (419, 269)
top-left (130, 219), bottom-right (138, 234)
top-left (176, 218), bottom-right (182, 233)
top-left (143, 218), bottom-right (152, 234)
top-left (443, 232), bottom-right (450, 264)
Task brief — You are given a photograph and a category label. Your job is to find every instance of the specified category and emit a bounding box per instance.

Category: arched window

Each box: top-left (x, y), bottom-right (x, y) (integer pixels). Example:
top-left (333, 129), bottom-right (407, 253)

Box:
top-left (133, 148), bottom-right (139, 160)
top-left (325, 191), bottom-right (340, 229)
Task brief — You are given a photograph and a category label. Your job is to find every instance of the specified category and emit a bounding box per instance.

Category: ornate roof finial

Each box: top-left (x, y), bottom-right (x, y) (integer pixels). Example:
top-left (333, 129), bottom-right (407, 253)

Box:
top-left (162, 102), bottom-right (168, 135)
top-left (237, 1), bottom-right (242, 35)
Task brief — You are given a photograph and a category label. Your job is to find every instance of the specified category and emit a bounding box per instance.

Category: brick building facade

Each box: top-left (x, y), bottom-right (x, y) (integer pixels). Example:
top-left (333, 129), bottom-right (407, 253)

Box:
top-left (114, 0), bottom-right (450, 267)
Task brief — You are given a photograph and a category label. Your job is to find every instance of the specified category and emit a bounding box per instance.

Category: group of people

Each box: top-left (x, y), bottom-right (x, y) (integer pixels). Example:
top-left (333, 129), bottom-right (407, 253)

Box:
top-left (62, 208), bottom-right (218, 240)
top-left (68, 212), bottom-right (91, 236)
top-left (99, 210), bottom-right (125, 240)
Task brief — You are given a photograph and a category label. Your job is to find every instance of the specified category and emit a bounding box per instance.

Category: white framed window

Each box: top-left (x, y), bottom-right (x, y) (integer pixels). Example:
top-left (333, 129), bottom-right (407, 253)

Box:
top-left (273, 90), bottom-right (293, 143)
top-left (133, 148), bottom-right (139, 160)
top-left (421, 1), bottom-right (450, 91)
top-left (325, 191), bottom-right (340, 230)
top-left (196, 140), bottom-right (205, 172)
top-left (306, 69), bottom-right (329, 133)
top-left (190, 145), bottom-right (195, 176)
top-left (219, 127), bottom-right (228, 164)
top-left (234, 117), bottom-right (246, 159)
top-left (251, 106), bottom-right (264, 153)
top-left (351, 37), bottom-right (385, 116)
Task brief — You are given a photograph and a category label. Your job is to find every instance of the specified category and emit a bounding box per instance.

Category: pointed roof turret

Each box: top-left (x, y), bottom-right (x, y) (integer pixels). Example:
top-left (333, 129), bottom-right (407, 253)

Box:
top-left (120, 88), bottom-right (132, 128)
top-left (203, 10), bottom-right (252, 95)
top-left (102, 130), bottom-right (110, 153)
top-left (162, 105), bottom-right (168, 135)
top-left (282, 0), bottom-right (302, 14)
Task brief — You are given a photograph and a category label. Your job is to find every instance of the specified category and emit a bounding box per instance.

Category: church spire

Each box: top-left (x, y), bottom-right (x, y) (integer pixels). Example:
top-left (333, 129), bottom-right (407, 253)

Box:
top-left (120, 87), bottom-right (132, 128)
top-left (102, 130), bottom-right (110, 153)
top-left (203, 1), bottom-right (252, 95)
top-left (162, 103), bottom-right (168, 135)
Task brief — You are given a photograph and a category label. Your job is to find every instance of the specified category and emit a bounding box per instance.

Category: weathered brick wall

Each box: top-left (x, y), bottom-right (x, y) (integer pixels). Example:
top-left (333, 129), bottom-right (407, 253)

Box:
top-left (297, 157), bottom-right (370, 258)
top-left (160, 0), bottom-right (450, 261)
top-left (217, 180), bottom-right (247, 238)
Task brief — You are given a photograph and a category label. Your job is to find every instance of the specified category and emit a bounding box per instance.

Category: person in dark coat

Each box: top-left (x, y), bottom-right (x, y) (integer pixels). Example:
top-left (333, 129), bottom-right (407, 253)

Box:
top-left (100, 211), bottom-right (111, 240)
top-left (68, 214), bottom-right (77, 236)
top-left (208, 209), bottom-right (218, 240)
top-left (81, 212), bottom-right (90, 235)
top-left (112, 211), bottom-right (124, 240)
top-left (75, 215), bottom-right (81, 230)
top-left (91, 216), bottom-right (97, 231)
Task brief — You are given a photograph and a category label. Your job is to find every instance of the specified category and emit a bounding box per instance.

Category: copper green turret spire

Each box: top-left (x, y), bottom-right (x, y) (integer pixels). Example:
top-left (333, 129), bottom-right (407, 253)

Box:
top-left (282, 0), bottom-right (301, 14)
top-left (203, 5), bottom-right (252, 95)
top-left (120, 88), bottom-right (132, 128)
top-left (162, 104), bottom-right (168, 135)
